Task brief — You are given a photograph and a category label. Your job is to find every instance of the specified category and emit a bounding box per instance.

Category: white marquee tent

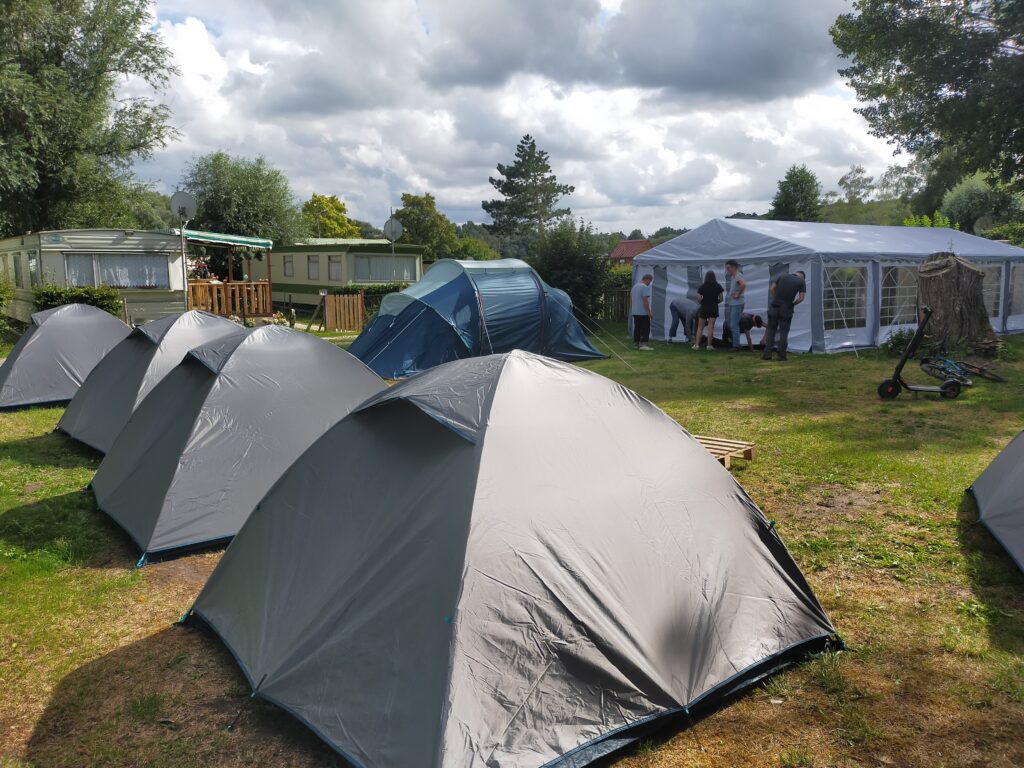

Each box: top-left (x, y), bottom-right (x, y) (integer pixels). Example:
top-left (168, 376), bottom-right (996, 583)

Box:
top-left (633, 219), bottom-right (1024, 352)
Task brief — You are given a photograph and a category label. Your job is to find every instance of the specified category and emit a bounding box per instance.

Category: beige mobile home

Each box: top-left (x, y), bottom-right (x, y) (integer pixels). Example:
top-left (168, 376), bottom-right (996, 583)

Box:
top-left (252, 239), bottom-right (426, 306)
top-left (0, 230), bottom-right (186, 324)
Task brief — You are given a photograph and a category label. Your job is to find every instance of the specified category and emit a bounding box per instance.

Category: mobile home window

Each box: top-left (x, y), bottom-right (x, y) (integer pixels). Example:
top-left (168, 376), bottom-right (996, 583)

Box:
top-left (66, 254), bottom-right (95, 286)
top-left (64, 253), bottom-right (170, 288)
top-left (28, 251), bottom-right (40, 286)
top-left (328, 254), bottom-right (343, 281)
top-left (880, 266), bottom-right (918, 326)
top-left (823, 267), bottom-right (868, 330)
top-left (13, 253), bottom-right (24, 287)
top-left (353, 254), bottom-right (417, 283)
top-left (307, 254), bottom-right (320, 281)
top-left (283, 254), bottom-right (294, 277)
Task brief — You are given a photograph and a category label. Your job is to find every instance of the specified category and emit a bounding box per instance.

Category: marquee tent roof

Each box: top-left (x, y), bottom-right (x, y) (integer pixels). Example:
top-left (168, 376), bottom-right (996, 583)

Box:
top-left (58, 310), bottom-right (242, 453)
top-left (0, 304), bottom-right (130, 410)
top-left (90, 325), bottom-right (385, 559)
top-left (634, 218), bottom-right (1024, 266)
top-left (188, 350), bottom-right (837, 767)
top-left (971, 430), bottom-right (1024, 572)
top-left (348, 258), bottom-right (603, 378)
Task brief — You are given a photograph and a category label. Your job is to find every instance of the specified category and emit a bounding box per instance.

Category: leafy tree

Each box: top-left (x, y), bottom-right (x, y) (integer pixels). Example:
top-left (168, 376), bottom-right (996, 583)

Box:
top-left (457, 220), bottom-right (503, 252)
top-left (649, 226), bottom-right (687, 245)
top-left (725, 212), bottom-right (762, 219)
top-left (482, 135), bottom-right (575, 238)
top-left (353, 219), bottom-right (385, 239)
top-left (831, 1), bottom-right (1024, 189)
top-left (878, 161), bottom-right (927, 202)
top-left (393, 192), bottom-right (458, 261)
top-left (183, 152), bottom-right (303, 245)
top-left (822, 198), bottom-right (910, 225)
top-left (940, 174), bottom-right (1024, 232)
top-left (768, 165), bottom-right (823, 222)
top-left (838, 164), bottom-right (875, 203)
top-left (527, 220), bottom-right (608, 319)
top-left (301, 193), bottom-right (360, 238)
top-left (57, 165), bottom-right (176, 230)
top-left (626, 228), bottom-right (645, 240)
top-left (452, 236), bottom-right (500, 261)
top-left (0, 0), bottom-right (177, 237)
top-left (982, 222), bottom-right (1024, 246)
top-left (903, 211), bottom-right (955, 228)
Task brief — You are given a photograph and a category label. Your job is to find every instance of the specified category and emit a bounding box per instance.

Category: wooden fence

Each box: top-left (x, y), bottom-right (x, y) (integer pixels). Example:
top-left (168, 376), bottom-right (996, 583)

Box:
top-left (325, 293), bottom-right (365, 332)
top-left (598, 289), bottom-right (630, 321)
top-left (188, 280), bottom-right (273, 317)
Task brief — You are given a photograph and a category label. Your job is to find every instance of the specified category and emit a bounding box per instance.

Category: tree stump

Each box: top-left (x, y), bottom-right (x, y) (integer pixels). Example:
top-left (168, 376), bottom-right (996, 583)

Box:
top-left (918, 252), bottom-right (998, 354)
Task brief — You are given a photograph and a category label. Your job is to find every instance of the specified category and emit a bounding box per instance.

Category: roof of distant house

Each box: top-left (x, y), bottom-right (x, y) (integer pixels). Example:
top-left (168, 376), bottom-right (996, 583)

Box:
top-left (609, 239), bottom-right (653, 262)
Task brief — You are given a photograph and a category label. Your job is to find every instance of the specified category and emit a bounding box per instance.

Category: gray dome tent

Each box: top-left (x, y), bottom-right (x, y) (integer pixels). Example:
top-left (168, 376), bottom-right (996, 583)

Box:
top-left (91, 325), bottom-right (385, 560)
top-left (59, 310), bottom-right (241, 453)
top-left (187, 350), bottom-right (838, 767)
top-left (0, 304), bottom-right (130, 409)
top-left (971, 430), bottom-right (1024, 572)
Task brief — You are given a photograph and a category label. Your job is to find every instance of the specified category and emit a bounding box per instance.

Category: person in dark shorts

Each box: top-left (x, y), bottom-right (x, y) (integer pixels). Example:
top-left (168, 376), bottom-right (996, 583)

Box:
top-left (630, 273), bottom-right (654, 351)
top-left (763, 270), bottom-right (807, 361)
top-left (722, 312), bottom-right (764, 351)
top-left (693, 270), bottom-right (724, 350)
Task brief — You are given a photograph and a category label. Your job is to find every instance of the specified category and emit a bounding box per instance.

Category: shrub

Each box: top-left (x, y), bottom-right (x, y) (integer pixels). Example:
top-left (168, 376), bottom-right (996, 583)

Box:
top-left (982, 222), bottom-right (1024, 247)
top-left (32, 285), bottom-right (124, 317)
top-left (606, 264), bottom-right (633, 290)
top-left (331, 282), bottom-right (409, 316)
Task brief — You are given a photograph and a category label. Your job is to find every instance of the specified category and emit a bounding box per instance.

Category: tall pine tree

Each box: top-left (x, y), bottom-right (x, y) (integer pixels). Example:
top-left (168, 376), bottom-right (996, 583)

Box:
top-left (482, 135), bottom-right (574, 238)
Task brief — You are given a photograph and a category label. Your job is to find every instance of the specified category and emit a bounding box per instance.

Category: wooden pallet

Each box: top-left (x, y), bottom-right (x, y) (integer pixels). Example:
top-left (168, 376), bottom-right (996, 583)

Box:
top-left (694, 435), bottom-right (757, 469)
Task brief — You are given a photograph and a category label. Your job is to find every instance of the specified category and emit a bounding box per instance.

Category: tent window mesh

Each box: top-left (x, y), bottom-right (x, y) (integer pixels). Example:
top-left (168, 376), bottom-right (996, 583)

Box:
top-left (977, 264), bottom-right (1001, 317)
top-left (328, 254), bottom-right (343, 281)
top-left (307, 254), bottom-right (320, 281)
top-left (824, 267), bottom-right (867, 330)
top-left (283, 254), bottom-right (294, 277)
top-left (1010, 264), bottom-right (1024, 317)
top-left (880, 266), bottom-right (918, 326)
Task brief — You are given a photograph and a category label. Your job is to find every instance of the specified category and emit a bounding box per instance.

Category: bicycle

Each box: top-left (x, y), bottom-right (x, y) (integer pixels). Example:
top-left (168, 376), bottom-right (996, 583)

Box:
top-left (919, 355), bottom-right (1007, 387)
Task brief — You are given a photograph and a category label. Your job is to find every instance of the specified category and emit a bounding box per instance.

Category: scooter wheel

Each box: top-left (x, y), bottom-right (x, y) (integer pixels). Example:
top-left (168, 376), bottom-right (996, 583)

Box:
top-left (878, 379), bottom-right (901, 399)
top-left (940, 379), bottom-right (962, 399)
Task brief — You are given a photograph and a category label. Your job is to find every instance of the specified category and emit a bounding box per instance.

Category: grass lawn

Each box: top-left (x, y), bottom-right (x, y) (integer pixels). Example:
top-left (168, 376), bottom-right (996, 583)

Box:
top-left (1, 328), bottom-right (1022, 767)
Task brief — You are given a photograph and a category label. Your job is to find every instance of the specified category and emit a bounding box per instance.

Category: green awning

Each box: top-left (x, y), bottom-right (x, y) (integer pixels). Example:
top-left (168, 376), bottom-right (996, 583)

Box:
top-left (173, 228), bottom-right (273, 250)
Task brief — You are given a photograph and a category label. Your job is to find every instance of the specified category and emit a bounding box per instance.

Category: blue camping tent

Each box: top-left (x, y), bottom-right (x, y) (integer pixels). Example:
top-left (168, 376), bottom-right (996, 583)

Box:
top-left (348, 259), bottom-right (604, 377)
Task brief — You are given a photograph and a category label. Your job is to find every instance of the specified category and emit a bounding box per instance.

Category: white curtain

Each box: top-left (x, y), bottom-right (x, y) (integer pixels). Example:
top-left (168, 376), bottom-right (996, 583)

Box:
top-left (354, 255), bottom-right (416, 282)
top-left (65, 254), bottom-right (95, 286)
top-left (97, 254), bottom-right (170, 288)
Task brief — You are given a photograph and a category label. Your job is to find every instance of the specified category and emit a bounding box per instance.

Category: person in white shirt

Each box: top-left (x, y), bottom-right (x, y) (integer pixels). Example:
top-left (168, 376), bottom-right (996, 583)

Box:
top-left (630, 274), bottom-right (654, 351)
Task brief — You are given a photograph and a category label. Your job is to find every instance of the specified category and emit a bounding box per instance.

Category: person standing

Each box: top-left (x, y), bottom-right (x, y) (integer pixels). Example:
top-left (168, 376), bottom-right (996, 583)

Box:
top-left (724, 259), bottom-right (746, 351)
top-left (668, 296), bottom-right (698, 343)
top-left (693, 270), bottom-right (724, 350)
top-left (631, 273), bottom-right (654, 351)
top-left (763, 270), bottom-right (807, 361)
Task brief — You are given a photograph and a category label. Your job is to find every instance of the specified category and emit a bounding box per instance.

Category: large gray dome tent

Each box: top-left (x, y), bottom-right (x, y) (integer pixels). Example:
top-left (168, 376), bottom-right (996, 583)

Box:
top-left (90, 325), bottom-right (385, 560)
top-left (187, 350), bottom-right (838, 767)
top-left (971, 430), bottom-right (1024, 572)
top-left (0, 304), bottom-right (130, 409)
top-left (58, 310), bottom-right (241, 453)
top-left (633, 218), bottom-right (1024, 352)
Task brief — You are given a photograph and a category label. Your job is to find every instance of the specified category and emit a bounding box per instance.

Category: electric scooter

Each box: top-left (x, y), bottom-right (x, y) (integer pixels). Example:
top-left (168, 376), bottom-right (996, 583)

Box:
top-left (878, 306), bottom-right (961, 400)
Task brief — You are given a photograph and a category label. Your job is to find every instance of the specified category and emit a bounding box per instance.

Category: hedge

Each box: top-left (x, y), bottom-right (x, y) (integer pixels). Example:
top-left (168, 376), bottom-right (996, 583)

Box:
top-left (32, 285), bottom-right (124, 317)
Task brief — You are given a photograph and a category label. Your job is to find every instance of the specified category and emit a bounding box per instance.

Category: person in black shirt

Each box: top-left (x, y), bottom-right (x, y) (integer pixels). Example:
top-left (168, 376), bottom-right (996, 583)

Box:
top-left (762, 270), bottom-right (807, 361)
top-left (693, 271), bottom-right (724, 350)
top-left (722, 312), bottom-right (764, 351)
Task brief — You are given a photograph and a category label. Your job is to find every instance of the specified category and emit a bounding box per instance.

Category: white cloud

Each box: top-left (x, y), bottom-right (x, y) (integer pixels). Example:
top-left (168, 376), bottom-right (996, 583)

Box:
top-left (131, 0), bottom-right (898, 234)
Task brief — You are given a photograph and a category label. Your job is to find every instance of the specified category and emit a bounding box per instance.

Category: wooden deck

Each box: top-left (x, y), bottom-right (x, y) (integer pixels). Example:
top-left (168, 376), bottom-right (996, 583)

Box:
top-left (694, 435), bottom-right (757, 469)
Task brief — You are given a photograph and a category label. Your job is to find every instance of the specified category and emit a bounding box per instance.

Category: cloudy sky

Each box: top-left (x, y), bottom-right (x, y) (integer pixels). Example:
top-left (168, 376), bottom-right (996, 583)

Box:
top-left (129, 0), bottom-right (896, 234)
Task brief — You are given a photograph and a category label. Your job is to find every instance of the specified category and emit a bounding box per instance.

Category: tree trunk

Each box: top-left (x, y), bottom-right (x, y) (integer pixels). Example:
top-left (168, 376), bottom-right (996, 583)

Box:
top-left (918, 252), bottom-right (998, 354)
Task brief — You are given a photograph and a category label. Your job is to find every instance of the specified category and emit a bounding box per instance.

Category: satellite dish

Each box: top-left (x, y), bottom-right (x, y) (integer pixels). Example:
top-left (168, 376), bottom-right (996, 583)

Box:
top-left (170, 190), bottom-right (197, 222)
top-left (382, 216), bottom-right (404, 243)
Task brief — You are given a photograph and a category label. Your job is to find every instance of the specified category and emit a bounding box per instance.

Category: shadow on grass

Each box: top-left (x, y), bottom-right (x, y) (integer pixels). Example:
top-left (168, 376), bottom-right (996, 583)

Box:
top-left (27, 626), bottom-right (346, 768)
top-left (957, 492), bottom-right (1024, 655)
top-left (0, 490), bottom-right (134, 568)
top-left (0, 431), bottom-right (101, 470)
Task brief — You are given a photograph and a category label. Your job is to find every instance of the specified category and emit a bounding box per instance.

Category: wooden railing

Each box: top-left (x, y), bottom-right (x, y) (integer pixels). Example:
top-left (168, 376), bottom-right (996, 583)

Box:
top-left (325, 293), bottom-right (365, 332)
top-left (188, 280), bottom-right (272, 317)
